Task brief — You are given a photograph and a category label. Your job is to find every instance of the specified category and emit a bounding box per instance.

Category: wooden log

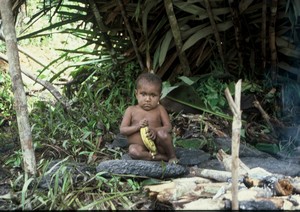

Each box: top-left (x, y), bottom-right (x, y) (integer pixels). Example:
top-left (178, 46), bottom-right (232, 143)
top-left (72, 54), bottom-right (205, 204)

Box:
top-left (144, 177), bottom-right (227, 203)
top-left (189, 167), bottom-right (232, 182)
top-left (216, 149), bottom-right (250, 175)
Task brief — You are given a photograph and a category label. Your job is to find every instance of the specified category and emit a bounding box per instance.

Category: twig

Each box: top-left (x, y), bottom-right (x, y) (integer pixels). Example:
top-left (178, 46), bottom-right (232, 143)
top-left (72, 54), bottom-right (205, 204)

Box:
top-left (253, 100), bottom-right (274, 132)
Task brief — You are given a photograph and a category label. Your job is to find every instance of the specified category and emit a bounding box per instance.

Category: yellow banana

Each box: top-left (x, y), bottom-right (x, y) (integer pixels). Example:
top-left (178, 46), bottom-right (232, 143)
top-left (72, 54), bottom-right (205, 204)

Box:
top-left (140, 126), bottom-right (157, 155)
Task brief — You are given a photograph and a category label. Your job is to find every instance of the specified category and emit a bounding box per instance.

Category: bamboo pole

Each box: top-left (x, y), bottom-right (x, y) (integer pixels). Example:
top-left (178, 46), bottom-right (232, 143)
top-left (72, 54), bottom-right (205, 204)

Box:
top-left (225, 79), bottom-right (242, 210)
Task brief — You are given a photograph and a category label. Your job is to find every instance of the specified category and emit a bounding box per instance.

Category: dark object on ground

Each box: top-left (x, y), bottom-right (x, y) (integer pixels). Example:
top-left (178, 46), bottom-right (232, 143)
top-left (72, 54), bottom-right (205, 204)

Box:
top-left (224, 199), bottom-right (281, 210)
top-left (214, 137), bottom-right (271, 158)
top-left (175, 147), bottom-right (211, 166)
top-left (96, 160), bottom-right (189, 179)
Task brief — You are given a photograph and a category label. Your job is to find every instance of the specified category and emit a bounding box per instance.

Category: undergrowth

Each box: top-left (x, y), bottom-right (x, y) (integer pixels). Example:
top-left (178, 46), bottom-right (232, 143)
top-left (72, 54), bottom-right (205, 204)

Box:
top-left (0, 60), bottom-right (283, 210)
top-left (1, 61), bottom-right (148, 210)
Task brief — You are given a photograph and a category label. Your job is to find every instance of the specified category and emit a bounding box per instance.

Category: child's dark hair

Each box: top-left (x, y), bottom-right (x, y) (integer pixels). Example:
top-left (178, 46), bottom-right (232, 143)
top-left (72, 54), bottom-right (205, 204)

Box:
top-left (136, 72), bottom-right (162, 92)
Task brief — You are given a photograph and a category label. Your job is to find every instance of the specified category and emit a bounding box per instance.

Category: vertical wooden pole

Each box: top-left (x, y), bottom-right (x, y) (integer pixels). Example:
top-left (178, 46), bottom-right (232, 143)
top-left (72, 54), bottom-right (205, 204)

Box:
top-left (225, 79), bottom-right (242, 210)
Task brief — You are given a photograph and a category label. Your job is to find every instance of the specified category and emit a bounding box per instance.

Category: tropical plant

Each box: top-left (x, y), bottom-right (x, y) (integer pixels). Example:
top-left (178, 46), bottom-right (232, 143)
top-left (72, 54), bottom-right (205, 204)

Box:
top-left (0, 70), bottom-right (15, 126)
top-left (9, 0), bottom-right (299, 85)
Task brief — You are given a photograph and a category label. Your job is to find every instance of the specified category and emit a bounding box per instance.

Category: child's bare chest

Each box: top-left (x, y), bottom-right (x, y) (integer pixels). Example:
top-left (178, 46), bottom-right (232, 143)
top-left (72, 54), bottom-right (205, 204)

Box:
top-left (131, 109), bottom-right (162, 126)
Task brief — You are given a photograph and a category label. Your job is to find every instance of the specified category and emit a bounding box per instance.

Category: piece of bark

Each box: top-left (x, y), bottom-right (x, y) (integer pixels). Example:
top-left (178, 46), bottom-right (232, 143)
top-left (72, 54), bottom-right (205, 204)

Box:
top-left (144, 176), bottom-right (211, 202)
top-left (189, 167), bottom-right (232, 182)
top-left (181, 198), bottom-right (225, 210)
top-left (145, 178), bottom-right (227, 203)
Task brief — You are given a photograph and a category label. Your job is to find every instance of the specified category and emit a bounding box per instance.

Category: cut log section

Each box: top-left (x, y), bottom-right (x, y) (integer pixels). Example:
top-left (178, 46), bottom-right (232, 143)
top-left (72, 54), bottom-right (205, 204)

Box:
top-left (216, 149), bottom-right (250, 175)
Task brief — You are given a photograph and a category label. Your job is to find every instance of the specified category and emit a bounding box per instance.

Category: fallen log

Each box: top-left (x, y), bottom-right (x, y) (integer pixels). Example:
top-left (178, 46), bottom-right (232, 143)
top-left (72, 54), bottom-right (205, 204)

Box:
top-left (144, 177), bottom-right (230, 203)
top-left (216, 149), bottom-right (250, 175)
top-left (144, 177), bottom-right (211, 202)
top-left (189, 167), bottom-right (232, 182)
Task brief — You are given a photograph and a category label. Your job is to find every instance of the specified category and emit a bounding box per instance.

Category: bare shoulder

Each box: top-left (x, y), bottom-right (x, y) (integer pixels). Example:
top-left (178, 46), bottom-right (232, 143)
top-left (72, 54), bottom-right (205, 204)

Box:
top-left (125, 105), bottom-right (136, 112)
top-left (158, 104), bottom-right (168, 113)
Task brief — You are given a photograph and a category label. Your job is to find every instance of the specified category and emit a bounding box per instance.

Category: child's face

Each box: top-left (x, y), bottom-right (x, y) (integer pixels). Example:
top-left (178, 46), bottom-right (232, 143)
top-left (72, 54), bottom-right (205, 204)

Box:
top-left (135, 81), bottom-right (161, 111)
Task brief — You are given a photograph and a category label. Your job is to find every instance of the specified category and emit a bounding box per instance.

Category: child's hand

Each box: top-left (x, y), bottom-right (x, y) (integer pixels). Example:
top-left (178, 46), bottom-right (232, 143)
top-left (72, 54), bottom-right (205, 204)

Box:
top-left (139, 119), bottom-right (148, 128)
top-left (147, 128), bottom-right (157, 141)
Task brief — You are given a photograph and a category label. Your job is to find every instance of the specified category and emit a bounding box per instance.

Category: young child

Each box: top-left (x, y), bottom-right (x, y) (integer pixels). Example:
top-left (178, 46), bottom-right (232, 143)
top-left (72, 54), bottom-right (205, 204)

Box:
top-left (120, 72), bottom-right (178, 164)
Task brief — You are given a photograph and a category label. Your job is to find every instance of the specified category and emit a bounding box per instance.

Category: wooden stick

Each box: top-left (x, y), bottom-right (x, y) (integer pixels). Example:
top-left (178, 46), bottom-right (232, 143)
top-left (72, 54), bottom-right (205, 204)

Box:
top-left (224, 79), bottom-right (242, 210)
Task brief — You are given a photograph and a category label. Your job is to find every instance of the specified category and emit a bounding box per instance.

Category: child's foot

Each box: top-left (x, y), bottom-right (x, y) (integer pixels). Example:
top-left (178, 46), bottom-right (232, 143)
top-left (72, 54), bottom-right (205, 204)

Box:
top-left (168, 157), bottom-right (179, 164)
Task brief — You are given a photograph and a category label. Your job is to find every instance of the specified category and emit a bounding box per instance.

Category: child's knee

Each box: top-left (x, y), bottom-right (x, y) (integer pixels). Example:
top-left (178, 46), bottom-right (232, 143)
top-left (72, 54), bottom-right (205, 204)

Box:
top-left (157, 130), bottom-right (171, 141)
top-left (128, 145), bottom-right (141, 158)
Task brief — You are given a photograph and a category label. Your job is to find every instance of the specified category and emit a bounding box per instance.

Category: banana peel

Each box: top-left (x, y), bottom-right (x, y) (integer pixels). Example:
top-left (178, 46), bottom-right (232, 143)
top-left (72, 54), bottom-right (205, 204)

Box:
top-left (140, 126), bottom-right (157, 156)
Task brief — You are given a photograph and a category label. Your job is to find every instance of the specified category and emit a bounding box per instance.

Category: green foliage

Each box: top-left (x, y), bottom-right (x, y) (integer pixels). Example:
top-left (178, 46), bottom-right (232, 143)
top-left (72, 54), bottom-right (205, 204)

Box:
top-left (194, 76), bottom-right (227, 113)
top-left (4, 150), bottom-right (23, 168)
top-left (161, 74), bottom-right (233, 121)
top-left (8, 159), bottom-right (140, 210)
top-left (0, 71), bottom-right (15, 126)
top-left (175, 138), bottom-right (207, 149)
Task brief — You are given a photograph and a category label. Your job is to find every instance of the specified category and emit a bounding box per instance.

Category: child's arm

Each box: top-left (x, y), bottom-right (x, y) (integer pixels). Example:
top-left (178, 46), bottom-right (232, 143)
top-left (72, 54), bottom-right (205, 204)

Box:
top-left (158, 105), bottom-right (172, 132)
top-left (147, 105), bottom-right (172, 140)
top-left (120, 107), bottom-right (147, 136)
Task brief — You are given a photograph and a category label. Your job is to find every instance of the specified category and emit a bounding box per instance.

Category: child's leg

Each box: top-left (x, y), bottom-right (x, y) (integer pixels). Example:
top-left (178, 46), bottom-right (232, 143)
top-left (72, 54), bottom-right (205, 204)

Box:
top-left (128, 144), bottom-right (168, 161)
top-left (156, 130), bottom-right (178, 163)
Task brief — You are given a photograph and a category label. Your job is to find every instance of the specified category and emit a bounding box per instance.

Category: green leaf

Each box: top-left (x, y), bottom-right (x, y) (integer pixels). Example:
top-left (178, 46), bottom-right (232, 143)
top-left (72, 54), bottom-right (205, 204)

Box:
top-left (161, 81), bottom-right (179, 99)
top-left (255, 143), bottom-right (279, 155)
top-left (178, 76), bottom-right (197, 85)
top-left (22, 177), bottom-right (35, 210)
top-left (182, 21), bottom-right (233, 51)
top-left (173, 0), bottom-right (205, 16)
top-left (165, 84), bottom-right (233, 120)
top-left (159, 30), bottom-right (173, 66)
top-left (175, 138), bottom-right (207, 149)
top-left (142, 0), bottom-right (159, 35)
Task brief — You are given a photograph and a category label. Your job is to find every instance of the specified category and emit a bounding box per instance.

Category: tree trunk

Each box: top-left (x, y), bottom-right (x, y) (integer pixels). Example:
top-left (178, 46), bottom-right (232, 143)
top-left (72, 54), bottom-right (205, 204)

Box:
top-left (228, 0), bottom-right (243, 68)
top-left (0, 0), bottom-right (37, 176)
top-left (269, 0), bottom-right (278, 82)
top-left (116, 0), bottom-right (145, 71)
top-left (164, 0), bottom-right (191, 76)
top-left (261, 0), bottom-right (267, 69)
top-left (88, 0), bottom-right (118, 65)
top-left (204, 0), bottom-right (227, 73)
